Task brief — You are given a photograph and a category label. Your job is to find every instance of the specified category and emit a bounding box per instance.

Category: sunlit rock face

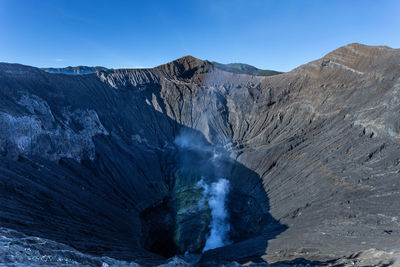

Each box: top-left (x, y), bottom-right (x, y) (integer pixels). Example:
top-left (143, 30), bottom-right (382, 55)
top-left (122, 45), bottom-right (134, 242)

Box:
top-left (1, 43), bottom-right (400, 266)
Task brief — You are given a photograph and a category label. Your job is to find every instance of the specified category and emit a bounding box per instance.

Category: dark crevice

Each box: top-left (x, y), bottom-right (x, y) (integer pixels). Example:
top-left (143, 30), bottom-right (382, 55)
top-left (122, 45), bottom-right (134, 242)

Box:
top-left (140, 197), bottom-right (178, 258)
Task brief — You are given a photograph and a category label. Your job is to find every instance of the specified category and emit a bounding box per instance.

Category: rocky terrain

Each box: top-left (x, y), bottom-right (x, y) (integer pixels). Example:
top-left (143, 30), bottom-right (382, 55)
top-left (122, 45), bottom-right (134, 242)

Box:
top-left (0, 43), bottom-right (400, 266)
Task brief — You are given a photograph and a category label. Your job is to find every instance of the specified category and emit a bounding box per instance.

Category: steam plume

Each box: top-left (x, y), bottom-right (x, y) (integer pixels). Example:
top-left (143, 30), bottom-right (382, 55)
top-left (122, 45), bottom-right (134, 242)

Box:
top-left (199, 178), bottom-right (231, 252)
top-left (175, 132), bottom-right (232, 252)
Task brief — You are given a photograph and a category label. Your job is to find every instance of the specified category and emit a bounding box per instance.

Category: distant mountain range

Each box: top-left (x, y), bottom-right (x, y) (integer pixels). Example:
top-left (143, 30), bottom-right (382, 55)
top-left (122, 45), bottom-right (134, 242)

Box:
top-left (41, 66), bottom-right (109, 75)
top-left (41, 62), bottom-right (282, 76)
top-left (211, 62), bottom-right (282, 76)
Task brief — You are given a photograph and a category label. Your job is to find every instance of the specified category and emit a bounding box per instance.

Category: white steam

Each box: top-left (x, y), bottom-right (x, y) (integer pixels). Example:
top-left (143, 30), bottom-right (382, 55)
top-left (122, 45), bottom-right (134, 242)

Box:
top-left (198, 178), bottom-right (231, 252)
top-left (175, 132), bottom-right (232, 252)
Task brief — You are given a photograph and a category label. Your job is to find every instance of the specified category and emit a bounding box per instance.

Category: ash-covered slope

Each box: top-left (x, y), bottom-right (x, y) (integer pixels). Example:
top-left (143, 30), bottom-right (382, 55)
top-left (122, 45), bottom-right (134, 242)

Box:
top-left (0, 43), bottom-right (400, 266)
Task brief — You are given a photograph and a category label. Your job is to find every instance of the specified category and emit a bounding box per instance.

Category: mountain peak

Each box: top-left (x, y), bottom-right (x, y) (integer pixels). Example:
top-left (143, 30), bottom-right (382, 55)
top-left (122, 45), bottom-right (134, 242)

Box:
top-left (325, 43), bottom-right (394, 60)
top-left (174, 55), bottom-right (204, 64)
top-left (155, 55), bottom-right (209, 79)
top-left (164, 55), bottom-right (207, 70)
top-left (295, 43), bottom-right (398, 75)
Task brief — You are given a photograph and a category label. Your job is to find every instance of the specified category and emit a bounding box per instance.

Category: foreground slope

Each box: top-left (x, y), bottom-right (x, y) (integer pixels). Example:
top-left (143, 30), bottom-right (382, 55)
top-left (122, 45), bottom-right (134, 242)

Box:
top-left (0, 43), bottom-right (400, 266)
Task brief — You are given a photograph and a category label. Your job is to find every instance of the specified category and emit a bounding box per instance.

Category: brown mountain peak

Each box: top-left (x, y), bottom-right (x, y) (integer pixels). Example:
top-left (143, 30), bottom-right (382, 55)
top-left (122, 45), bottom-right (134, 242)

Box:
top-left (155, 55), bottom-right (210, 79)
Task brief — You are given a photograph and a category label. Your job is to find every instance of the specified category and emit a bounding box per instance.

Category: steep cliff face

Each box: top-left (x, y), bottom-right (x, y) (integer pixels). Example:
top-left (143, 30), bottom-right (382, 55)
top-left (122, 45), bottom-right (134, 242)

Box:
top-left (0, 43), bottom-right (400, 266)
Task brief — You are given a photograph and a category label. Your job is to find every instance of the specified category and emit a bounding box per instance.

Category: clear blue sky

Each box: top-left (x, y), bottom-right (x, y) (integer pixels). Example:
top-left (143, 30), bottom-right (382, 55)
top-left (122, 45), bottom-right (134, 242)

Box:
top-left (0, 0), bottom-right (399, 72)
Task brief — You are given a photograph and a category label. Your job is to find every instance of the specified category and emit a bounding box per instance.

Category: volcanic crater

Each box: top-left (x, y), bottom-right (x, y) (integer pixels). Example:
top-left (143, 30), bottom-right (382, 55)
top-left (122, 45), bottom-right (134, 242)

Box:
top-left (1, 43), bottom-right (400, 266)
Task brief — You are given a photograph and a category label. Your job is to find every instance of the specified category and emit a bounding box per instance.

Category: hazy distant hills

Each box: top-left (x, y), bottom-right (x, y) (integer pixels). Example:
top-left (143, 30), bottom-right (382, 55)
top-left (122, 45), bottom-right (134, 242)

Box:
top-left (211, 61), bottom-right (282, 76)
top-left (41, 66), bottom-right (108, 74)
top-left (42, 62), bottom-right (282, 76)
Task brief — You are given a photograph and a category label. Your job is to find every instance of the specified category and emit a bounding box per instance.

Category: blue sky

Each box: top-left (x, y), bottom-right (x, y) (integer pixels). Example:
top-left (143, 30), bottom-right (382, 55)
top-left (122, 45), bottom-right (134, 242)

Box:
top-left (0, 0), bottom-right (399, 71)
